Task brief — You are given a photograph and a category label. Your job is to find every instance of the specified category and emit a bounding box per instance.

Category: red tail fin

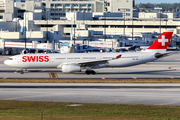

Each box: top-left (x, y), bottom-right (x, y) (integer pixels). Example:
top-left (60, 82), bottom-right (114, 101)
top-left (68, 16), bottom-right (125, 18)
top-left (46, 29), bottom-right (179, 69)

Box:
top-left (146, 29), bottom-right (174, 52)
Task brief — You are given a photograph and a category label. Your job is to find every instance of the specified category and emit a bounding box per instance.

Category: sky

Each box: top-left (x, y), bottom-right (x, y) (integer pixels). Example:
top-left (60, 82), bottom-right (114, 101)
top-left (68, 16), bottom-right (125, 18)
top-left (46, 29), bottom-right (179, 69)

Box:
top-left (136, 0), bottom-right (180, 4)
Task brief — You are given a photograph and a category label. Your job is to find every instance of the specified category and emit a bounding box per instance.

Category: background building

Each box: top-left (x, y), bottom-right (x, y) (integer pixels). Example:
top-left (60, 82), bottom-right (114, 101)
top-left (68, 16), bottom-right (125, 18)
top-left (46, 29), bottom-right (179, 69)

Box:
top-left (104, 0), bottom-right (134, 18)
top-left (0, 0), bottom-right (14, 21)
top-left (0, 0), bottom-right (180, 54)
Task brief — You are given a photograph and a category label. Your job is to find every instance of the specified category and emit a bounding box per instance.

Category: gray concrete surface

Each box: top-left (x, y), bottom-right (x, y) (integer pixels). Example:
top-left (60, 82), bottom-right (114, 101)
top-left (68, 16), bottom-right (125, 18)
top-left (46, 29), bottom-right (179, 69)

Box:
top-left (0, 83), bottom-right (180, 106)
top-left (0, 51), bottom-right (180, 79)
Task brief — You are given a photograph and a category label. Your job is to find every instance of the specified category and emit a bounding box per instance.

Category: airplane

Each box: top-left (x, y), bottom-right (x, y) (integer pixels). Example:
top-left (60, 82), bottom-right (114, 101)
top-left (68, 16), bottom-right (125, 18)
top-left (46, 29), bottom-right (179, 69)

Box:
top-left (4, 29), bottom-right (174, 75)
top-left (60, 24), bottom-right (75, 53)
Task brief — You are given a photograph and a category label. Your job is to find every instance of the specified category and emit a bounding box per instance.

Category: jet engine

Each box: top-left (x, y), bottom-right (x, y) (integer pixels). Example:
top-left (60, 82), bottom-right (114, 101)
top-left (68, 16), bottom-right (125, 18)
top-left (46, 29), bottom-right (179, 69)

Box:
top-left (61, 64), bottom-right (81, 73)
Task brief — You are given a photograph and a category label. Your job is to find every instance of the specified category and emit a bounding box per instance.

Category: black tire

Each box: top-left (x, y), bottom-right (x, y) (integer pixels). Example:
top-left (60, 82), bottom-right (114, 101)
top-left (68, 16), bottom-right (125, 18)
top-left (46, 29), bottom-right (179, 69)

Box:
top-left (20, 71), bottom-right (24, 74)
top-left (91, 70), bottom-right (96, 75)
top-left (85, 70), bottom-right (90, 75)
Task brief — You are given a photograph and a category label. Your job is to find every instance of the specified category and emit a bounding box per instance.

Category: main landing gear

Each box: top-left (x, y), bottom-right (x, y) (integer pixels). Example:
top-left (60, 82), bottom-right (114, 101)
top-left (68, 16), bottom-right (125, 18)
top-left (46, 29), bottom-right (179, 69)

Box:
top-left (20, 69), bottom-right (24, 74)
top-left (85, 70), bottom-right (96, 75)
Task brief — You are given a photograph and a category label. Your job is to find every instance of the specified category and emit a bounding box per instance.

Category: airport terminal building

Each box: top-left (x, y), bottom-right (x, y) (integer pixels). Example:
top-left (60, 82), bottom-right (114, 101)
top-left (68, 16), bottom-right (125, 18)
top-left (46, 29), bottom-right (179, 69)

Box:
top-left (0, 0), bottom-right (180, 54)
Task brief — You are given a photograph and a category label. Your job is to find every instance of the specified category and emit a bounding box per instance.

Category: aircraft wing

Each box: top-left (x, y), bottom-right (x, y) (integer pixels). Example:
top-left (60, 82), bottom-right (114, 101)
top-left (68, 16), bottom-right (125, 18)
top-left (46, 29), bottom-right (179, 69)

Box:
top-left (62, 54), bottom-right (122, 67)
top-left (76, 59), bottom-right (110, 66)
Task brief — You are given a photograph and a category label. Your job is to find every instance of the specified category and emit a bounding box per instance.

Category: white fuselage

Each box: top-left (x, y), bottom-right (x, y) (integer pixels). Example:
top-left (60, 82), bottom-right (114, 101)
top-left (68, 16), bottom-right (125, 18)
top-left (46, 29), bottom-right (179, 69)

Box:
top-left (4, 51), bottom-right (156, 69)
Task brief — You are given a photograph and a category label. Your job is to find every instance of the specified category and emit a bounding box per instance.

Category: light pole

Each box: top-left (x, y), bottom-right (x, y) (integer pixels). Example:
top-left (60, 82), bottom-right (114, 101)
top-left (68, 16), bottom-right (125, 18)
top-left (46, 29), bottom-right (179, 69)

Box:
top-left (83, 10), bottom-right (85, 24)
top-left (74, 9), bottom-right (75, 44)
top-left (15, 18), bottom-right (17, 32)
top-left (132, 17), bottom-right (133, 40)
top-left (104, 0), bottom-right (107, 41)
top-left (159, 11), bottom-right (161, 33)
top-left (166, 9), bottom-right (168, 30)
top-left (124, 10), bottom-right (125, 35)
top-left (24, 13), bottom-right (26, 53)
top-left (104, 10), bottom-right (107, 42)
top-left (46, 9), bottom-right (49, 43)
top-left (121, 8), bottom-right (127, 35)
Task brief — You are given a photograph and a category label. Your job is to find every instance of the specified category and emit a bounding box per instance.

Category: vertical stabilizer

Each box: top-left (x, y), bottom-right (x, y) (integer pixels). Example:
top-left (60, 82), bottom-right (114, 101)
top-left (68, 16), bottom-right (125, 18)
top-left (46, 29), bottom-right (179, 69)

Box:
top-left (20, 27), bottom-right (23, 32)
top-left (70, 24), bottom-right (73, 45)
top-left (145, 29), bottom-right (174, 52)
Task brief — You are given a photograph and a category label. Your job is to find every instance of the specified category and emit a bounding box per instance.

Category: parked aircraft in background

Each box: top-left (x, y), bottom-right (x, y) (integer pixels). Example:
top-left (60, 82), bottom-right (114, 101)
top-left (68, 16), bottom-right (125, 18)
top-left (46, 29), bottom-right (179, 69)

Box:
top-left (3, 25), bottom-right (75, 54)
top-left (4, 30), bottom-right (174, 75)
top-left (60, 25), bottom-right (75, 53)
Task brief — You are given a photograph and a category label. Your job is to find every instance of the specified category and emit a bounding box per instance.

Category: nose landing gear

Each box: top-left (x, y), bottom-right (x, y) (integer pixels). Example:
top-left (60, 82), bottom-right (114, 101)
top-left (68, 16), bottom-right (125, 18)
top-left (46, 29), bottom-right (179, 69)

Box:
top-left (85, 70), bottom-right (96, 75)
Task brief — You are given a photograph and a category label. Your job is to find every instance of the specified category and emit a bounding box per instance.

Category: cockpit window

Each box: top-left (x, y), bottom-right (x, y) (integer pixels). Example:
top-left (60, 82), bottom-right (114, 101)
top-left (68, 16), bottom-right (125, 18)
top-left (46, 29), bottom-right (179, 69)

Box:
top-left (8, 58), bottom-right (13, 60)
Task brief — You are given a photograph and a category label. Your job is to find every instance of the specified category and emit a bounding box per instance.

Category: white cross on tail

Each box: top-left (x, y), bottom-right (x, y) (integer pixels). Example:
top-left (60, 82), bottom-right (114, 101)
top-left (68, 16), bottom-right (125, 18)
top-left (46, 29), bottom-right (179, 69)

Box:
top-left (158, 35), bottom-right (168, 46)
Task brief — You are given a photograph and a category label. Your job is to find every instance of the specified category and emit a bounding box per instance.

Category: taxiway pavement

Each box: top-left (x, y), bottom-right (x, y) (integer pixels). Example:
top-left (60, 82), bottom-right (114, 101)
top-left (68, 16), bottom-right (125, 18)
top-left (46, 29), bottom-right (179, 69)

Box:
top-left (0, 83), bottom-right (180, 106)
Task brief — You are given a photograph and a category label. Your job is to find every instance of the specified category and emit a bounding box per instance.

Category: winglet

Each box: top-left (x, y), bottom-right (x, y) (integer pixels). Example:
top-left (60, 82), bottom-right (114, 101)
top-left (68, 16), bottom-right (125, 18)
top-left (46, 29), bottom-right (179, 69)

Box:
top-left (112, 54), bottom-right (122, 60)
top-left (116, 55), bottom-right (122, 59)
top-left (145, 29), bottom-right (174, 52)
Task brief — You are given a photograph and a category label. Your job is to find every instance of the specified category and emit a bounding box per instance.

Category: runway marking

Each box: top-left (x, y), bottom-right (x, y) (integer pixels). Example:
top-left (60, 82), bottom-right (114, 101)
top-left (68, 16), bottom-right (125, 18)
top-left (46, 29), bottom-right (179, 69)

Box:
top-left (49, 73), bottom-right (58, 78)
top-left (54, 73), bottom-right (58, 78)
top-left (49, 73), bottom-right (52, 78)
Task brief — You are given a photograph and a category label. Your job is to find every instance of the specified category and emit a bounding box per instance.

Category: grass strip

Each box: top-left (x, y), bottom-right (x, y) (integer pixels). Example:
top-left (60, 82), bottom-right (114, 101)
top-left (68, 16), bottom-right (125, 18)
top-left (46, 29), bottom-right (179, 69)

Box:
top-left (0, 78), bottom-right (180, 83)
top-left (0, 100), bottom-right (180, 120)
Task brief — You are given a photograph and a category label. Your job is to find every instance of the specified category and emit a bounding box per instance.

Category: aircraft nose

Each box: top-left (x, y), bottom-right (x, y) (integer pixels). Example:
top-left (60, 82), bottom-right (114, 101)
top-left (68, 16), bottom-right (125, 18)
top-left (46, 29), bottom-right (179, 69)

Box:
top-left (4, 60), bottom-right (8, 65)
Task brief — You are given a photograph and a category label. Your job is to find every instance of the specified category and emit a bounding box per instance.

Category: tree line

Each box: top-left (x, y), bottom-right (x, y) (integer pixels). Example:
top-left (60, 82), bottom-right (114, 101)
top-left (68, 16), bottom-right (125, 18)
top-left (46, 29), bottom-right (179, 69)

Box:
top-left (136, 3), bottom-right (180, 10)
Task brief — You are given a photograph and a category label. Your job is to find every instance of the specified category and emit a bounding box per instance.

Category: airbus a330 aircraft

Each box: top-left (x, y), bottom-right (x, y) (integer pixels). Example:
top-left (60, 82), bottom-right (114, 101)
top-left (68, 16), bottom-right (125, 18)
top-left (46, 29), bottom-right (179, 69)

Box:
top-left (4, 30), bottom-right (174, 75)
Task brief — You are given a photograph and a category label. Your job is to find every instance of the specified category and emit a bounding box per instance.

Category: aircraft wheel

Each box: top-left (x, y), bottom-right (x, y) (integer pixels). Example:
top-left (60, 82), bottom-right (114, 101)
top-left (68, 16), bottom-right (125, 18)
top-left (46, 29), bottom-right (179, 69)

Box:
top-left (20, 69), bottom-right (24, 74)
top-left (91, 70), bottom-right (96, 75)
top-left (85, 70), bottom-right (96, 75)
top-left (85, 70), bottom-right (90, 75)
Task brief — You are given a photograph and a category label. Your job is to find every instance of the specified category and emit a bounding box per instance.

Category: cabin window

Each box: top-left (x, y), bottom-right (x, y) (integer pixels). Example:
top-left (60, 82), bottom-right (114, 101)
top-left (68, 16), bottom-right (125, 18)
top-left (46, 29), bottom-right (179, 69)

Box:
top-left (103, 57), bottom-right (113, 59)
top-left (56, 58), bottom-right (66, 59)
top-left (90, 57), bottom-right (96, 59)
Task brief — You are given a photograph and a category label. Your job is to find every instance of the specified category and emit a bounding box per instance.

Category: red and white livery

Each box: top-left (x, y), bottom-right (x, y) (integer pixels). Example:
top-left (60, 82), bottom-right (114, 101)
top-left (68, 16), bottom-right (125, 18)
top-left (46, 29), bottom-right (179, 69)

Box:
top-left (4, 30), bottom-right (174, 75)
top-left (146, 29), bottom-right (174, 52)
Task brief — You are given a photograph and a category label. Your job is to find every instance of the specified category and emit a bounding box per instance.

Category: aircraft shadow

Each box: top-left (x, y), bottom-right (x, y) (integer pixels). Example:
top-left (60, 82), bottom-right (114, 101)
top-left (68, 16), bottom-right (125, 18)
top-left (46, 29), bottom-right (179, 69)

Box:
top-left (0, 70), bottom-right (177, 77)
top-left (73, 70), bottom-right (176, 76)
top-left (96, 70), bottom-right (172, 75)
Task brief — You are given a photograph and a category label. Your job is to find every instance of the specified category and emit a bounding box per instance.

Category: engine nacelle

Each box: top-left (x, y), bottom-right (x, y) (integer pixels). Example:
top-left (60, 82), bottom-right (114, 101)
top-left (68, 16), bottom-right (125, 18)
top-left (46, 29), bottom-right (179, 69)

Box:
top-left (61, 64), bottom-right (81, 73)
